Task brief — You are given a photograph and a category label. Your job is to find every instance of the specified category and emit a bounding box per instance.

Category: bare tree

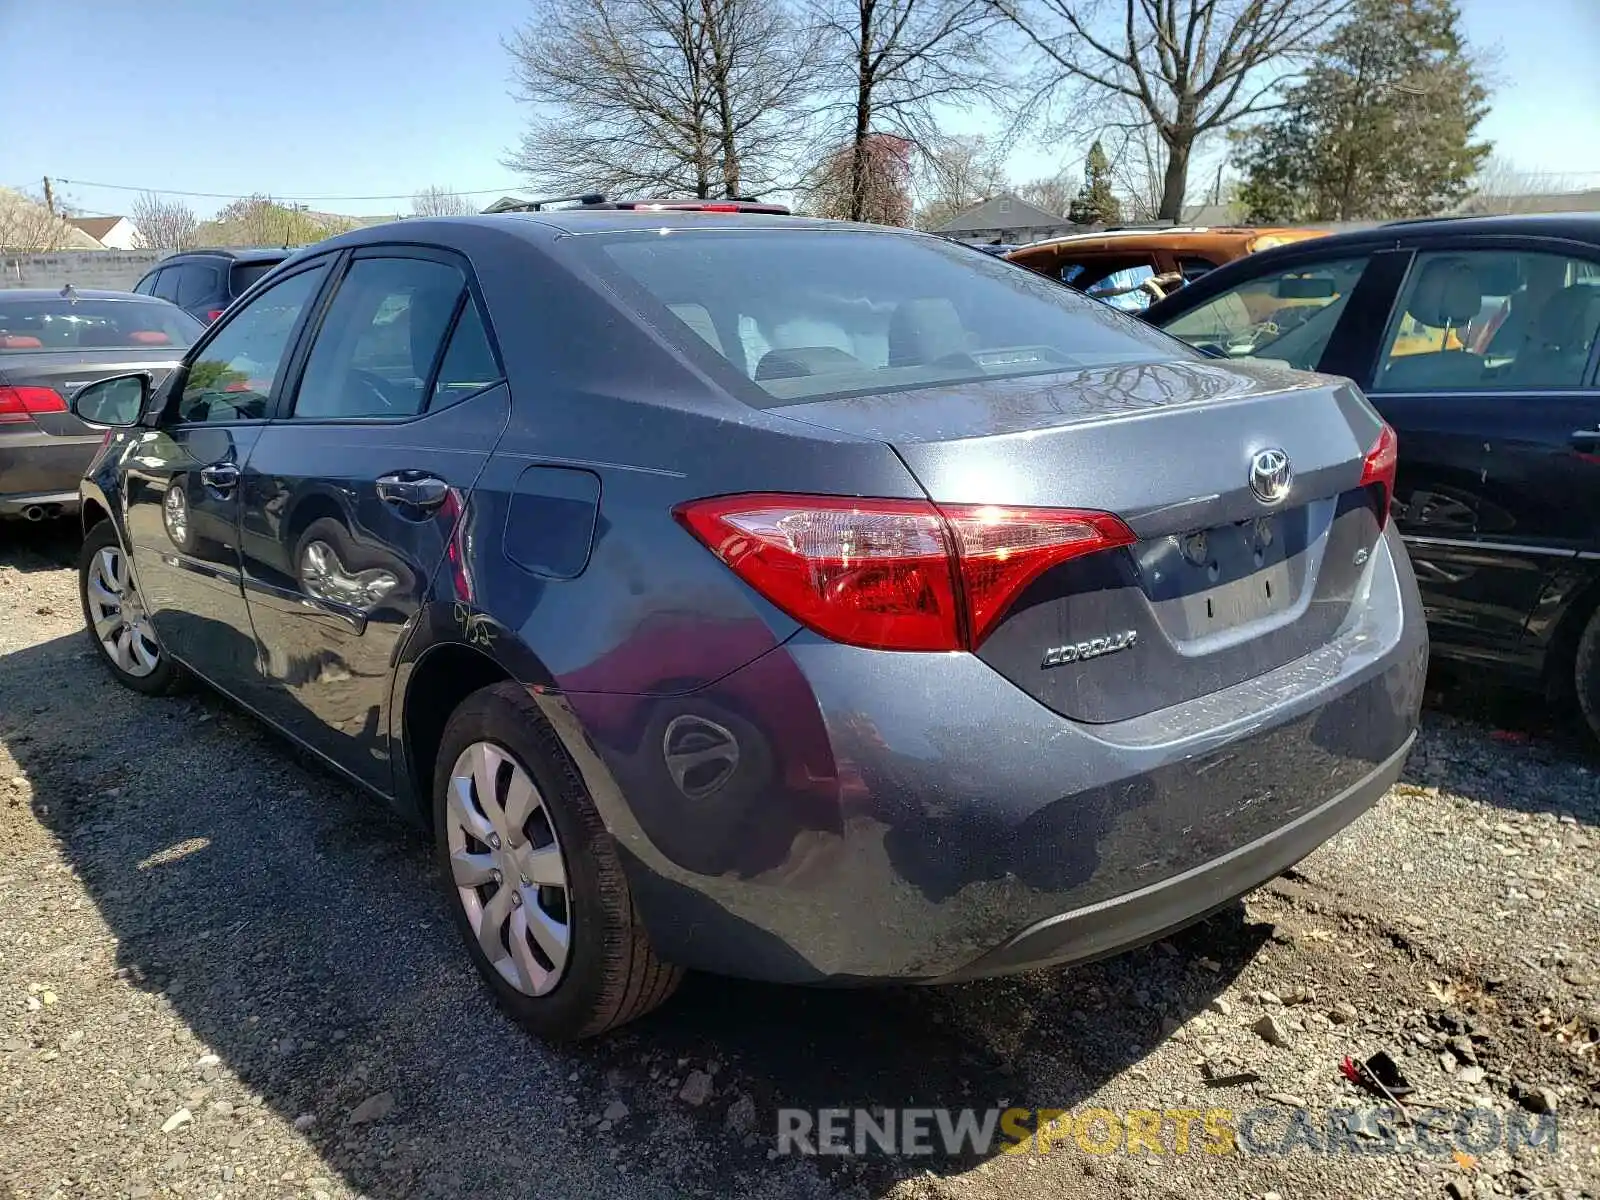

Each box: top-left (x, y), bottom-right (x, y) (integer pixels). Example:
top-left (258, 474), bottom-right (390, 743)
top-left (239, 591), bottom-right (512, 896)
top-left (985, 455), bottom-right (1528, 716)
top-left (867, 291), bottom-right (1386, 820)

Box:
top-left (1460, 156), bottom-right (1581, 215)
top-left (804, 133), bottom-right (915, 224)
top-left (196, 196), bottom-right (354, 248)
top-left (1016, 172), bottom-right (1074, 216)
top-left (914, 133), bottom-right (1010, 228)
top-left (991, 0), bottom-right (1349, 220)
top-left (411, 186), bottom-right (475, 217)
top-left (130, 191), bottom-right (199, 250)
top-left (504, 0), bottom-right (818, 199)
top-left (0, 188), bottom-right (82, 252)
top-left (808, 0), bottom-right (1001, 221)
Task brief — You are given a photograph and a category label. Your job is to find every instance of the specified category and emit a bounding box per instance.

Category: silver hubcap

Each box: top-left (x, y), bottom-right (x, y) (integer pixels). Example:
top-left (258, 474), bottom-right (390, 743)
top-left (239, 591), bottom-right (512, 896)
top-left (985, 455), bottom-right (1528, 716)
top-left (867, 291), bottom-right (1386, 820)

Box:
top-left (85, 545), bottom-right (161, 678)
top-left (162, 486), bottom-right (188, 545)
top-left (446, 742), bottom-right (571, 997)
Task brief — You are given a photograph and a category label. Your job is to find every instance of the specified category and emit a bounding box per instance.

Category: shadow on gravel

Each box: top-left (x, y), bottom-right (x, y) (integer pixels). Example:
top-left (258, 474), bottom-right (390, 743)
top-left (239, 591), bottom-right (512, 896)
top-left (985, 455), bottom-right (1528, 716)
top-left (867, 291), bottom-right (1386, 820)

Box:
top-left (0, 623), bottom-right (1263, 1198)
top-left (0, 517), bottom-right (78, 573)
top-left (1404, 666), bottom-right (1600, 827)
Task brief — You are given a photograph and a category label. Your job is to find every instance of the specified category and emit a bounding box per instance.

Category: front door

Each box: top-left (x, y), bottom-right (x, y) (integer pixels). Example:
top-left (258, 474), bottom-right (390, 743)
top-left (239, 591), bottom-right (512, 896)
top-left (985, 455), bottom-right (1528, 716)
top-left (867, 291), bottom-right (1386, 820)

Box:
top-left (124, 261), bottom-right (331, 687)
top-left (236, 248), bottom-right (509, 790)
top-left (1366, 243), bottom-right (1600, 668)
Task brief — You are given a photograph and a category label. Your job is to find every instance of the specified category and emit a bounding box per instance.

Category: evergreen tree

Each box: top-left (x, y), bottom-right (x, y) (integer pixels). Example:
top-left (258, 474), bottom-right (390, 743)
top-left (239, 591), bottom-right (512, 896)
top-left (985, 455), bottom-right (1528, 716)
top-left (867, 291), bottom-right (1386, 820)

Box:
top-left (1238, 0), bottom-right (1491, 223)
top-left (1067, 141), bottom-right (1122, 226)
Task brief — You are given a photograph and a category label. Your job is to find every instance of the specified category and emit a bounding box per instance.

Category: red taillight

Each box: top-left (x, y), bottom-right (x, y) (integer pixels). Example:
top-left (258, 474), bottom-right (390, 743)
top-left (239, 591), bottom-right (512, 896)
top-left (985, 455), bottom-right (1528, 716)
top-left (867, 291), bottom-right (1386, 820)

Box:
top-left (206, 309), bottom-right (224, 322)
top-left (1359, 423), bottom-right (1398, 527)
top-left (697, 204), bottom-right (743, 212)
top-left (674, 494), bottom-right (1135, 651)
top-left (0, 385), bottom-right (67, 424)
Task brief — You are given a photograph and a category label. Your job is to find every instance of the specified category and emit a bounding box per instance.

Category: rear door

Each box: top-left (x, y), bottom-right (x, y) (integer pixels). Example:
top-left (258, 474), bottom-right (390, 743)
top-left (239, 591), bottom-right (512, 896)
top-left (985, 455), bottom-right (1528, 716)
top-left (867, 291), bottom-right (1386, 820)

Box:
top-left (122, 260), bottom-right (332, 685)
top-left (1365, 238), bottom-right (1600, 667)
top-left (236, 246), bottom-right (510, 789)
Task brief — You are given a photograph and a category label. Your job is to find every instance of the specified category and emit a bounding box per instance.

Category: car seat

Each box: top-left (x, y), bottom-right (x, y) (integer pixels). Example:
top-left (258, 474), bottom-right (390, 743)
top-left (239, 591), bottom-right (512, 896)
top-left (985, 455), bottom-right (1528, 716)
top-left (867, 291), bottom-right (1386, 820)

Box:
top-left (1380, 259), bottom-right (1485, 391)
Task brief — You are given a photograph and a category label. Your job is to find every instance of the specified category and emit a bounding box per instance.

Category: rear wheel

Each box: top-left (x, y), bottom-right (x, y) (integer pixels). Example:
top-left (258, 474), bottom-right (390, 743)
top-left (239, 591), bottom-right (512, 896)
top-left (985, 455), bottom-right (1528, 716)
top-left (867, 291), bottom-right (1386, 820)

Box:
top-left (433, 682), bottom-right (682, 1039)
top-left (78, 521), bottom-right (186, 696)
top-left (1576, 605), bottom-right (1600, 746)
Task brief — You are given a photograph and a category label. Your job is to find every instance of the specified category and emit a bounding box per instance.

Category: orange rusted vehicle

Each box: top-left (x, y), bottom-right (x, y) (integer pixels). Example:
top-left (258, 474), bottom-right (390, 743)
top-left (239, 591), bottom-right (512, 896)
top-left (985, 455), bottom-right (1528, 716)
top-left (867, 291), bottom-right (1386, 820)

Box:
top-left (1005, 227), bottom-right (1329, 310)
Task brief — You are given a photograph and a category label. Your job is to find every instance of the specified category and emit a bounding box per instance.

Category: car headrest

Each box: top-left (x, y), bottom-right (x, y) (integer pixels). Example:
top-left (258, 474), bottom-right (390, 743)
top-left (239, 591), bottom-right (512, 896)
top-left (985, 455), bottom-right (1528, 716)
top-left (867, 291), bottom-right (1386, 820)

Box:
top-left (0, 334), bottom-right (43, 349)
top-left (888, 297), bottom-right (968, 367)
top-left (1406, 259), bottom-right (1481, 328)
top-left (754, 346), bottom-right (860, 382)
top-left (127, 331), bottom-right (170, 346)
top-left (1530, 285), bottom-right (1600, 352)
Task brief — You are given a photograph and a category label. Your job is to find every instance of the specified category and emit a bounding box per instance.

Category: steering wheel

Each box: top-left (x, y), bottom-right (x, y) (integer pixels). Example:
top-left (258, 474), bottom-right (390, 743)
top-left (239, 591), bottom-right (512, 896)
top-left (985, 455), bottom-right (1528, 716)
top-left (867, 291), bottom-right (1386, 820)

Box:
top-left (351, 368), bottom-right (398, 412)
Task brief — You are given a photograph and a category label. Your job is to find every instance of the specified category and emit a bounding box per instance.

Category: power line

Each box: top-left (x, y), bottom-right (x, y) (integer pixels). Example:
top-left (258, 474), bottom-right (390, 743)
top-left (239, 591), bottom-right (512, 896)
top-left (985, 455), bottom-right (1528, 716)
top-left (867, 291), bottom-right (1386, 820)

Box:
top-left (54, 178), bottom-right (529, 203)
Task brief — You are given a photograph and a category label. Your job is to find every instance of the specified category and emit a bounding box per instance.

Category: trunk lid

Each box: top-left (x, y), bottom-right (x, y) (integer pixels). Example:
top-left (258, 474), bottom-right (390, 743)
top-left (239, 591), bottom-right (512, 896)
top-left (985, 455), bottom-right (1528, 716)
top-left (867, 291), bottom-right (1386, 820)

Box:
top-left (0, 349), bottom-right (183, 437)
top-left (775, 358), bottom-right (1390, 723)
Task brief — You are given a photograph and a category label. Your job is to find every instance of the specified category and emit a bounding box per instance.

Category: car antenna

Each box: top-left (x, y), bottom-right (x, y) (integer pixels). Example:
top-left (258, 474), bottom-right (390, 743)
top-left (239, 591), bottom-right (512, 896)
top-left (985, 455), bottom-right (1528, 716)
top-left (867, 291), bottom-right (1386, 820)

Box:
top-left (61, 282), bottom-right (79, 305)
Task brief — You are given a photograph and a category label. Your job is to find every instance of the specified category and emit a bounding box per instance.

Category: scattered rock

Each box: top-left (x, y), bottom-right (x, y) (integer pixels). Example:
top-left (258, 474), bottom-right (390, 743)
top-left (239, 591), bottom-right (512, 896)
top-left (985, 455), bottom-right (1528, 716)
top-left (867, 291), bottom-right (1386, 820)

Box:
top-left (1446, 1035), bottom-right (1478, 1065)
top-left (348, 1091), bottom-right (395, 1125)
top-left (1252, 1014), bottom-right (1292, 1048)
top-left (1329, 1001), bottom-right (1359, 1024)
top-left (1256, 990), bottom-right (1284, 1006)
top-left (1456, 1066), bottom-right (1486, 1086)
top-left (1208, 998), bottom-right (1233, 1017)
top-left (1511, 1082), bottom-right (1558, 1114)
top-left (724, 1092), bottom-right (758, 1136)
top-left (1264, 1092), bottom-right (1307, 1107)
top-left (208, 1100), bottom-right (233, 1117)
top-left (195, 1053), bottom-right (220, 1068)
top-left (160, 1108), bottom-right (192, 1134)
top-left (602, 1099), bottom-right (630, 1124)
top-left (1446, 1179), bottom-right (1476, 1200)
top-left (291, 1113), bottom-right (316, 1132)
top-left (678, 1070), bottom-right (714, 1107)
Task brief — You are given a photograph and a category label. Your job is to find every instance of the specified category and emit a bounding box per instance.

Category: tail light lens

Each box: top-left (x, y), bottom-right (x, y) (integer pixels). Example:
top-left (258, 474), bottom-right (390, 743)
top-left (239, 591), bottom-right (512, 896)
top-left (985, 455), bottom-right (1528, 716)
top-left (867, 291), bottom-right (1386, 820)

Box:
top-left (674, 494), bottom-right (1135, 651)
top-left (1359, 423), bottom-right (1398, 527)
top-left (0, 385), bottom-right (68, 425)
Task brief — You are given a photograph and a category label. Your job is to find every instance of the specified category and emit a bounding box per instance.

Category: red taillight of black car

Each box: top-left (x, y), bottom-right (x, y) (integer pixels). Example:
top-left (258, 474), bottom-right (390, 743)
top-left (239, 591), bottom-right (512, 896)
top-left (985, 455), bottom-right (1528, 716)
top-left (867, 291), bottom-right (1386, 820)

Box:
top-left (675, 493), bottom-right (1135, 651)
top-left (1359, 423), bottom-right (1399, 527)
top-left (0, 385), bottom-right (67, 424)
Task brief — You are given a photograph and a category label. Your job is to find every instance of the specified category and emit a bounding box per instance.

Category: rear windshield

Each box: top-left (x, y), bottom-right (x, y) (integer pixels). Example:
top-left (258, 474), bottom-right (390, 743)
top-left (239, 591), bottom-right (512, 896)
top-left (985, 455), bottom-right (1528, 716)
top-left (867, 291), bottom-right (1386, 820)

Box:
top-left (0, 298), bottom-right (204, 353)
top-left (581, 229), bottom-right (1185, 405)
top-left (229, 261), bottom-right (281, 296)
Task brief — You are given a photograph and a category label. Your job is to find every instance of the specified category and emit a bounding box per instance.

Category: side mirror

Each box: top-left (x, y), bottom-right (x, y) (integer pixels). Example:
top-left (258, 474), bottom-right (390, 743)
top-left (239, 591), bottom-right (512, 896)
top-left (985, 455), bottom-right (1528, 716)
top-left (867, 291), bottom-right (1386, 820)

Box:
top-left (71, 373), bottom-right (150, 428)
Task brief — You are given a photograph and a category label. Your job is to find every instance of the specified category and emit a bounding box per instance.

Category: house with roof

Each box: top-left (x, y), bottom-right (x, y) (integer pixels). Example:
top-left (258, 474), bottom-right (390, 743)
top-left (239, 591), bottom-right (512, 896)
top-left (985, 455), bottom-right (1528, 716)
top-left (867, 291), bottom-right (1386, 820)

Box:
top-left (932, 193), bottom-right (1079, 245)
top-left (65, 215), bottom-right (140, 249)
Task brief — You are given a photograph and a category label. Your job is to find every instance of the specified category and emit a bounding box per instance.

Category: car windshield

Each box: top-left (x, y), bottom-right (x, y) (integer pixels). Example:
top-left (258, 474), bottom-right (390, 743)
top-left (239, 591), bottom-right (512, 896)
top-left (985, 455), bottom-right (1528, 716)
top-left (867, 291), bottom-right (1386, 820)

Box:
top-left (581, 228), bottom-right (1185, 405)
top-left (0, 297), bottom-right (203, 352)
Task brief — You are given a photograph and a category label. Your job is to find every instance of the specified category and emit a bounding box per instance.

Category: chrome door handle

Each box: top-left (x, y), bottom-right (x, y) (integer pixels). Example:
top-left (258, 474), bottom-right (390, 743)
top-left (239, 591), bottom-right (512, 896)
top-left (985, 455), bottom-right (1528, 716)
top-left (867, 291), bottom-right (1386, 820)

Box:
top-left (199, 463), bottom-right (239, 491)
top-left (376, 471), bottom-right (450, 511)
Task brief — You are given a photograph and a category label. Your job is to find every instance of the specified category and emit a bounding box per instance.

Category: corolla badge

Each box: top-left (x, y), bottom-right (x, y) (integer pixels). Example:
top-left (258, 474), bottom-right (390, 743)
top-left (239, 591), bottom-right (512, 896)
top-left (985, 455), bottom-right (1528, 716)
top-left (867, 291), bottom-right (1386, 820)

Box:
top-left (1041, 629), bottom-right (1138, 669)
top-left (1248, 446), bottom-right (1294, 505)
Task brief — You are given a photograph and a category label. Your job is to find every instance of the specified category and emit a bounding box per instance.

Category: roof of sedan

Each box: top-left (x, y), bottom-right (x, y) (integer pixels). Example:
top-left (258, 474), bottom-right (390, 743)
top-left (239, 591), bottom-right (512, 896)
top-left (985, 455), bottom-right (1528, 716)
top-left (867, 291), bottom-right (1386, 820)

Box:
top-left (493, 209), bottom-right (844, 235)
top-left (0, 288), bottom-right (153, 302)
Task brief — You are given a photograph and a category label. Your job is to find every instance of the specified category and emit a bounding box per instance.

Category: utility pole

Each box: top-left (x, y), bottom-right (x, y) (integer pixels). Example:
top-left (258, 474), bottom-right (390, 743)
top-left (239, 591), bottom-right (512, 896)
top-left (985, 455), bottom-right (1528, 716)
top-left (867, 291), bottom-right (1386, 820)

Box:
top-left (42, 176), bottom-right (56, 216)
top-left (1212, 163), bottom-right (1223, 207)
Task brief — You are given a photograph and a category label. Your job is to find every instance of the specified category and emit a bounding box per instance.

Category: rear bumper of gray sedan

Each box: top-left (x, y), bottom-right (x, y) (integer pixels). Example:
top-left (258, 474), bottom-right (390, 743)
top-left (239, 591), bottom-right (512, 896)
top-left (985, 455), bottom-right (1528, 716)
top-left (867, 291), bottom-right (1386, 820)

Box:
top-left (0, 431), bottom-right (95, 517)
top-left (570, 525), bottom-right (1428, 985)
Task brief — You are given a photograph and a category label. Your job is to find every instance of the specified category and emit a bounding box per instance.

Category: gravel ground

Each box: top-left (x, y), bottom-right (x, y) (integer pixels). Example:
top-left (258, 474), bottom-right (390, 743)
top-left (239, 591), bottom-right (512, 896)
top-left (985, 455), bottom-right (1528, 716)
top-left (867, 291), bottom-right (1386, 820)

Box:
top-left (2, 519), bottom-right (1597, 1200)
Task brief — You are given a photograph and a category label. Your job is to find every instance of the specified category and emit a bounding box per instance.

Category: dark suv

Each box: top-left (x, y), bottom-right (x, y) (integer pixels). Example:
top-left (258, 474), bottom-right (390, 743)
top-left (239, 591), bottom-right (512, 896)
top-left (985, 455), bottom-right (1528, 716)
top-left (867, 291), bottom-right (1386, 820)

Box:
top-left (132, 249), bottom-right (289, 323)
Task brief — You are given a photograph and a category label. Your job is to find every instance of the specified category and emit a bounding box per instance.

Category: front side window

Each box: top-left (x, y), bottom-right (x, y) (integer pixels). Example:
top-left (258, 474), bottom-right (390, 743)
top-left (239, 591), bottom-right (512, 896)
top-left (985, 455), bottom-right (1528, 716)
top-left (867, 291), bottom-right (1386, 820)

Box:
top-left (173, 264), bottom-right (328, 423)
top-left (132, 272), bottom-right (159, 296)
top-left (291, 256), bottom-right (466, 420)
top-left (0, 298), bottom-right (203, 352)
top-left (583, 229), bottom-right (1182, 406)
top-left (1160, 256), bottom-right (1371, 371)
top-left (1376, 250), bottom-right (1600, 391)
top-left (153, 269), bottom-right (182, 304)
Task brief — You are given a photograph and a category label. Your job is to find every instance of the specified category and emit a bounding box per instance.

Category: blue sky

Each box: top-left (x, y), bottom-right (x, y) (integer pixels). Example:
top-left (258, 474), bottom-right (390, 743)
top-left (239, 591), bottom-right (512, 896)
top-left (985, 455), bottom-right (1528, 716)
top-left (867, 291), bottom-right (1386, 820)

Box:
top-left (2, 0), bottom-right (1595, 219)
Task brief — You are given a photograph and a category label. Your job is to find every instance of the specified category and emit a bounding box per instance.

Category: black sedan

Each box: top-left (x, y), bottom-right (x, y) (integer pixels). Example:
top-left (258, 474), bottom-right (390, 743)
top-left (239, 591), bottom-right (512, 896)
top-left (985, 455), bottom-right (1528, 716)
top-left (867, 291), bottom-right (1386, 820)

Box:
top-left (1143, 213), bottom-right (1600, 740)
top-left (0, 289), bottom-right (201, 520)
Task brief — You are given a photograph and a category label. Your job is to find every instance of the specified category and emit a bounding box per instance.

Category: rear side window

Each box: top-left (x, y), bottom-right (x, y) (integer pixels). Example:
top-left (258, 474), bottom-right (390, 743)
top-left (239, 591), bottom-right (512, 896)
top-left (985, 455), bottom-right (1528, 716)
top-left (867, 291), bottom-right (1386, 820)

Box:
top-left (1375, 249), bottom-right (1600, 391)
top-left (292, 256), bottom-right (466, 420)
top-left (0, 298), bottom-right (203, 351)
top-left (1160, 256), bottom-right (1371, 371)
top-left (583, 230), bottom-right (1181, 405)
top-left (153, 269), bottom-right (182, 304)
top-left (174, 264), bottom-right (221, 308)
top-left (230, 261), bottom-right (280, 297)
top-left (431, 301), bottom-right (502, 409)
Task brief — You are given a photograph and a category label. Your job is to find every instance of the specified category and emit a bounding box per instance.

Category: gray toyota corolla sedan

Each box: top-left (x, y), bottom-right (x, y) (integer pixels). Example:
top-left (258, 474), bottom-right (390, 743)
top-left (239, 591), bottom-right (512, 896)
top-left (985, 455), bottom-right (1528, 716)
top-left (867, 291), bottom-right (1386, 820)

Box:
top-left (68, 210), bottom-right (1427, 1040)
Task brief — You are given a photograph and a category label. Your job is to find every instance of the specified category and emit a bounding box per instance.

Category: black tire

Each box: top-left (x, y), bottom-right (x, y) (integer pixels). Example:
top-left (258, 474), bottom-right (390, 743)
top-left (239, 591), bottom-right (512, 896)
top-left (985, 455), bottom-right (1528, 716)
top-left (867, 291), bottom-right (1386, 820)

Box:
top-left (78, 520), bottom-right (187, 696)
top-left (1576, 605), bottom-right (1600, 746)
top-left (433, 682), bottom-right (683, 1040)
